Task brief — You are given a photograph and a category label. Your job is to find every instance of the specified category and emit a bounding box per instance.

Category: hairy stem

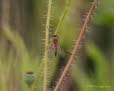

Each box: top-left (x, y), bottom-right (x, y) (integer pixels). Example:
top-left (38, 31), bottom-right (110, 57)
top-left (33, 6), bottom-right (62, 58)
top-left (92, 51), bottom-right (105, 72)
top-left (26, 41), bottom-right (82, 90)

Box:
top-left (43, 0), bottom-right (52, 91)
top-left (54, 0), bottom-right (97, 91)
top-left (54, 0), bottom-right (71, 35)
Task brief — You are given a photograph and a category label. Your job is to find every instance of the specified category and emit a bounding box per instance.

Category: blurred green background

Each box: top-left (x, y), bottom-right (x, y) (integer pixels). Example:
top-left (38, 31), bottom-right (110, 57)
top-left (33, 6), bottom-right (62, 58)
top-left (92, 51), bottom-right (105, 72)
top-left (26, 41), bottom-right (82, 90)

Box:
top-left (0, 0), bottom-right (113, 91)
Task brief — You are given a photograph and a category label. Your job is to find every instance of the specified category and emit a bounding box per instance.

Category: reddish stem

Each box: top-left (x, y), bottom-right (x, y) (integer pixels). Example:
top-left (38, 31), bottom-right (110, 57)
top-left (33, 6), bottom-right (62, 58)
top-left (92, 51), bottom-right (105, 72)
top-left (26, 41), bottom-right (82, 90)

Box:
top-left (54, 0), bottom-right (97, 91)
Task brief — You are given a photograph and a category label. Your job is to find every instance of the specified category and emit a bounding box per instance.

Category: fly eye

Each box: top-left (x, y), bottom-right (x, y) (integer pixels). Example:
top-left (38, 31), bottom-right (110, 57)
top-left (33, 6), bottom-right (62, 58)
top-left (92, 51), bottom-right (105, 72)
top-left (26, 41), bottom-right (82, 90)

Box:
top-left (53, 35), bottom-right (57, 37)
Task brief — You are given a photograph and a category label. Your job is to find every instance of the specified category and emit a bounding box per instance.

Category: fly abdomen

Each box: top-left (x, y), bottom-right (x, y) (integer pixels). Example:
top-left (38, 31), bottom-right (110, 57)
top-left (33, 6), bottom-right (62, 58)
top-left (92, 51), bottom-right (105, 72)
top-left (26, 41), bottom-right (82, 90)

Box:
top-left (55, 52), bottom-right (57, 56)
top-left (54, 46), bottom-right (58, 56)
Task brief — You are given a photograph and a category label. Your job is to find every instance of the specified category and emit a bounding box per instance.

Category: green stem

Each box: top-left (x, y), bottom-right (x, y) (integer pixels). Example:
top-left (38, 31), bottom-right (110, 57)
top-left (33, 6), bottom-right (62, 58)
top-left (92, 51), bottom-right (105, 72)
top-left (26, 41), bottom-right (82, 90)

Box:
top-left (54, 0), bottom-right (71, 35)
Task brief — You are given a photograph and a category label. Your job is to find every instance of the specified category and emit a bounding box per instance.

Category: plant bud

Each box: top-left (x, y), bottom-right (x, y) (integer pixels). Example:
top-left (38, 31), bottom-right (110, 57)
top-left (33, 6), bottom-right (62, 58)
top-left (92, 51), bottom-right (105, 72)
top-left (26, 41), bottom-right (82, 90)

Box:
top-left (24, 72), bottom-right (35, 87)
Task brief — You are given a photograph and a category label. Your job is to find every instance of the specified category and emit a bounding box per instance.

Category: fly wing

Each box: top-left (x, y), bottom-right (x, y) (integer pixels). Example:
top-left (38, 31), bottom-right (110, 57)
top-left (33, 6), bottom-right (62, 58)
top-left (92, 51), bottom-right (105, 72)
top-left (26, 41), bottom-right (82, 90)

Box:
top-left (48, 44), bottom-right (55, 57)
top-left (58, 45), bottom-right (65, 58)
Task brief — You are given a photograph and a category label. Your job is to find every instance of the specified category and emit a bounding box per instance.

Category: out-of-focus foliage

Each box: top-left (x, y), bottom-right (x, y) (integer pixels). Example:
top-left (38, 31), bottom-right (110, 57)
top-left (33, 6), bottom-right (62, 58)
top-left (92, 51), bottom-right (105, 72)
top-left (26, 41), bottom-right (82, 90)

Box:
top-left (0, 0), bottom-right (113, 91)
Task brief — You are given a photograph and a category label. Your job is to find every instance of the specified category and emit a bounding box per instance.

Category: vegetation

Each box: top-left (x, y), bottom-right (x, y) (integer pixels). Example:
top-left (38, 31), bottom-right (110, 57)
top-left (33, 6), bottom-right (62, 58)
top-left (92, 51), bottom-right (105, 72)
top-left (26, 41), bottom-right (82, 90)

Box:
top-left (0, 0), bottom-right (113, 91)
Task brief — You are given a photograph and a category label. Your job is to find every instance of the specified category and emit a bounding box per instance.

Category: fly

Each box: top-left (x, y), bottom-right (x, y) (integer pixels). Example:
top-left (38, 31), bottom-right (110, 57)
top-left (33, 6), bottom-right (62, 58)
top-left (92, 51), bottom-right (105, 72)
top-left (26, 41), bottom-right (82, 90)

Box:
top-left (48, 35), bottom-right (65, 57)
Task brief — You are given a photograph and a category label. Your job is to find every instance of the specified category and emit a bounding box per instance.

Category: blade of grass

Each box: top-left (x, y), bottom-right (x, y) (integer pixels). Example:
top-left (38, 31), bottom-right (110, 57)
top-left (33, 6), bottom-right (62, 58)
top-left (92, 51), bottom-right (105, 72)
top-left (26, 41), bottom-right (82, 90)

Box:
top-left (54, 0), bottom-right (97, 91)
top-left (87, 42), bottom-right (108, 83)
top-left (2, 27), bottom-right (29, 60)
top-left (54, 0), bottom-right (71, 35)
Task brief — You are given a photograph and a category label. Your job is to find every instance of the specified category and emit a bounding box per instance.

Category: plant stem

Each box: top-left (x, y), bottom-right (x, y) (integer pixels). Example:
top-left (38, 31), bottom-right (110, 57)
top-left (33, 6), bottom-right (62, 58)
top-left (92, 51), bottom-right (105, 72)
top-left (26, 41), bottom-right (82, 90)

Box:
top-left (54, 0), bottom-right (97, 91)
top-left (43, 0), bottom-right (52, 91)
top-left (54, 0), bottom-right (71, 35)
